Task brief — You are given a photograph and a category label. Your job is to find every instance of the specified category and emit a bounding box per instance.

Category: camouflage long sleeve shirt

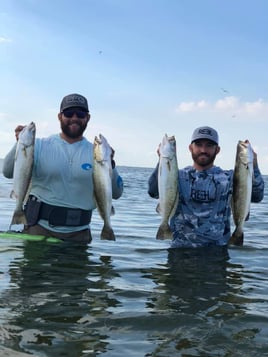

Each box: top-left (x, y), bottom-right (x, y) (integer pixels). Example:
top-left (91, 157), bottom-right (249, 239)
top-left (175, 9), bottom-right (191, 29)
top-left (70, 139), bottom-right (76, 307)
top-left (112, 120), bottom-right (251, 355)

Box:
top-left (148, 165), bottom-right (264, 248)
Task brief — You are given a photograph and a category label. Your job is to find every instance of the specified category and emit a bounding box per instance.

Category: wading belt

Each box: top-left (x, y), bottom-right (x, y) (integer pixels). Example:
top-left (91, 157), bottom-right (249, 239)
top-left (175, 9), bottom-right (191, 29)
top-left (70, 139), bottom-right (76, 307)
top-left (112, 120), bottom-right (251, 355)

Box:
top-left (39, 201), bottom-right (92, 227)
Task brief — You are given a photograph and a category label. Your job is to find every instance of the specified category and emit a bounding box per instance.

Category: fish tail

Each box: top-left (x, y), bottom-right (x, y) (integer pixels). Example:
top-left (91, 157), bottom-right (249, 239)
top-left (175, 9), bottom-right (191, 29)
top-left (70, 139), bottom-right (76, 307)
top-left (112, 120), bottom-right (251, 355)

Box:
top-left (101, 225), bottom-right (116, 241)
top-left (229, 227), bottom-right (244, 246)
top-left (10, 210), bottom-right (27, 226)
top-left (156, 223), bottom-right (173, 240)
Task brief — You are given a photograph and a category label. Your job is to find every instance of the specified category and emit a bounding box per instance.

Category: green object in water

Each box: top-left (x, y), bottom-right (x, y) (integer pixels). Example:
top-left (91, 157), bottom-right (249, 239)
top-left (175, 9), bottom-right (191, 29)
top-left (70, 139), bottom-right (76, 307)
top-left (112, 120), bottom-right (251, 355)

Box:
top-left (0, 231), bottom-right (60, 243)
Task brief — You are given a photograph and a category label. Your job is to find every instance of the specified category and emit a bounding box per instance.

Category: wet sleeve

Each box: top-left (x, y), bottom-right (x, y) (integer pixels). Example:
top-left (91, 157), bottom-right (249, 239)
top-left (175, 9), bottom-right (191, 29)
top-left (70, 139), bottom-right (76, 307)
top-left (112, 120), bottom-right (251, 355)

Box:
top-left (251, 166), bottom-right (264, 203)
top-left (111, 167), bottom-right (124, 199)
top-left (148, 164), bottom-right (159, 199)
top-left (2, 144), bottom-right (17, 179)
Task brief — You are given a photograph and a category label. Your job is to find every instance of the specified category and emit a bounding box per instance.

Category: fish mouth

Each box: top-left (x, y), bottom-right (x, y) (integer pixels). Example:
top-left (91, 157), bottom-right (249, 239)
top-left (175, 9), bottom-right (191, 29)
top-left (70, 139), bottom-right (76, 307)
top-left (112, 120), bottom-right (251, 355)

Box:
top-left (28, 122), bottom-right (36, 130)
top-left (239, 140), bottom-right (250, 148)
top-left (94, 134), bottom-right (104, 144)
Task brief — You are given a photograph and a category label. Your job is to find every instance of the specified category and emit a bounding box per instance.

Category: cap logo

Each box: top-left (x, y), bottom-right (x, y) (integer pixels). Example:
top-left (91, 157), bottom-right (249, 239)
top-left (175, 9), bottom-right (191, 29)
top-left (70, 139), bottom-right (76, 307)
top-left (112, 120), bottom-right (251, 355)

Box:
top-left (199, 128), bottom-right (212, 136)
top-left (66, 95), bottom-right (86, 105)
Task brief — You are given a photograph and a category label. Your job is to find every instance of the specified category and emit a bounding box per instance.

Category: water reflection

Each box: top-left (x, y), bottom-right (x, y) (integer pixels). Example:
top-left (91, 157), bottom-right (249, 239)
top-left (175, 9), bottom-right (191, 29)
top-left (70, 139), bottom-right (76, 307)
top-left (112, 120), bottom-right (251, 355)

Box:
top-left (167, 247), bottom-right (230, 312)
top-left (2, 241), bottom-right (120, 356)
top-left (141, 247), bottom-right (254, 355)
top-left (146, 247), bottom-right (230, 314)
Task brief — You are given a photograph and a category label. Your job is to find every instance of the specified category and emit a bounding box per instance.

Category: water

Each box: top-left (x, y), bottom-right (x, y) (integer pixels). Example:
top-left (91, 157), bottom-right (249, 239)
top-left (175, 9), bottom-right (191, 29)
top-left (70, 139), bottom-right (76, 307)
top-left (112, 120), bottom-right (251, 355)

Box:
top-left (0, 167), bottom-right (268, 356)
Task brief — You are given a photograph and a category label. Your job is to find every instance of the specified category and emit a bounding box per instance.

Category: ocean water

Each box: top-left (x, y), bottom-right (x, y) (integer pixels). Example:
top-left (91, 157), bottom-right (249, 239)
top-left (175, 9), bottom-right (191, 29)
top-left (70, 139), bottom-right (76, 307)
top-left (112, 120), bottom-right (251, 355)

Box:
top-left (0, 166), bottom-right (268, 356)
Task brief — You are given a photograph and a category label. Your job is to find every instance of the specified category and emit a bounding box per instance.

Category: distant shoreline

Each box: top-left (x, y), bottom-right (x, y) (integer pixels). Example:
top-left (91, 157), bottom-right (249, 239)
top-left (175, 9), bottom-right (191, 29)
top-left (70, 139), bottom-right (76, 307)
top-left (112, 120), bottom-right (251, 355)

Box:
top-left (1, 158), bottom-right (266, 175)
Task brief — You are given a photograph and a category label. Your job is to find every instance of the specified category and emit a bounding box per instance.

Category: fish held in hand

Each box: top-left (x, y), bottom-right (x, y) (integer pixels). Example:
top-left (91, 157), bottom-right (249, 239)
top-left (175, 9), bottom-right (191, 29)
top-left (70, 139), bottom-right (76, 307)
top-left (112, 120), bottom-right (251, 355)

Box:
top-left (156, 134), bottom-right (179, 240)
top-left (10, 122), bottom-right (36, 227)
top-left (229, 140), bottom-right (254, 246)
top-left (93, 134), bottom-right (115, 240)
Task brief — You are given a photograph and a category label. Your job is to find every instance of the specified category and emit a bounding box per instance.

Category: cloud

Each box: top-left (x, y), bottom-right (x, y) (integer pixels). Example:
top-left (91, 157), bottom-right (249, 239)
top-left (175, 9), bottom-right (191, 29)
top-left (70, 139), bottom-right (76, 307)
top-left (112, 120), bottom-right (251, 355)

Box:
top-left (176, 100), bottom-right (209, 112)
top-left (175, 96), bottom-right (268, 118)
top-left (215, 96), bottom-right (238, 110)
top-left (0, 36), bottom-right (12, 43)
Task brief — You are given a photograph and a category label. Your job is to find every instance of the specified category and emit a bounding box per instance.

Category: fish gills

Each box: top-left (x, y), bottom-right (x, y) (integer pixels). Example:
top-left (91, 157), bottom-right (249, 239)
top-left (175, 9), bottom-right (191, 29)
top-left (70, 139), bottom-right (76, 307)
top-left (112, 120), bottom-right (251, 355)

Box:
top-left (229, 140), bottom-right (253, 246)
top-left (93, 134), bottom-right (115, 240)
top-left (10, 122), bottom-right (36, 226)
top-left (156, 134), bottom-right (179, 240)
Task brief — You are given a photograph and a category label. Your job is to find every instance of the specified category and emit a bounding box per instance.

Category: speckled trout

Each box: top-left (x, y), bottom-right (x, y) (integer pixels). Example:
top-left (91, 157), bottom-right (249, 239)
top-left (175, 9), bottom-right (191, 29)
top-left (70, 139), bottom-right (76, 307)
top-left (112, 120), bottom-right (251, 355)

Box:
top-left (156, 134), bottom-right (179, 239)
top-left (229, 140), bottom-right (254, 246)
top-left (10, 122), bottom-right (36, 227)
top-left (93, 134), bottom-right (115, 240)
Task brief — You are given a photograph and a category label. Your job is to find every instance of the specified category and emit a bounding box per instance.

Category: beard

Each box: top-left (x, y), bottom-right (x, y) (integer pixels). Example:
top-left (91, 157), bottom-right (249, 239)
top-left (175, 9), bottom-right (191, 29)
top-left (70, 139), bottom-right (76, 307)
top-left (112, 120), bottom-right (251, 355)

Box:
top-left (191, 151), bottom-right (218, 167)
top-left (60, 119), bottom-right (87, 139)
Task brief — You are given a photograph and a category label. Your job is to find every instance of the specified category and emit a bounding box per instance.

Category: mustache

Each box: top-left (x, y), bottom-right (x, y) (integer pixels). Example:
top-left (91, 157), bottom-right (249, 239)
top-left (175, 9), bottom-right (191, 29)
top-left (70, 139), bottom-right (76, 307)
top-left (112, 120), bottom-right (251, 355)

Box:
top-left (198, 153), bottom-right (210, 158)
top-left (67, 120), bottom-right (83, 126)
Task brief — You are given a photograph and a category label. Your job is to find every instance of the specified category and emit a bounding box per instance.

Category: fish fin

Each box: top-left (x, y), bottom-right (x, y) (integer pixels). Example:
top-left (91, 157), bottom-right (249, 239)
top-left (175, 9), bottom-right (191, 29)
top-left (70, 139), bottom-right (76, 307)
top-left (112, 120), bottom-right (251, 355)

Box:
top-left (10, 210), bottom-right (27, 226)
top-left (156, 223), bottom-right (173, 240)
top-left (170, 191), bottom-right (179, 218)
top-left (10, 190), bottom-right (17, 199)
top-left (156, 203), bottom-right (161, 214)
top-left (245, 211), bottom-right (250, 221)
top-left (24, 180), bottom-right (32, 205)
top-left (101, 225), bottom-right (115, 241)
top-left (229, 228), bottom-right (244, 246)
top-left (111, 205), bottom-right (115, 216)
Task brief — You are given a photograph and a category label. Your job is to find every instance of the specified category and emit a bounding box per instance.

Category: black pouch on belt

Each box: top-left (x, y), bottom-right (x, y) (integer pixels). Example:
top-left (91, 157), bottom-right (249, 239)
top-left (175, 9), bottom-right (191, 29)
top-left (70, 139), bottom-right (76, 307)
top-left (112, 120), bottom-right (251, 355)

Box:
top-left (48, 207), bottom-right (92, 226)
top-left (24, 196), bottom-right (42, 226)
top-left (39, 203), bottom-right (92, 227)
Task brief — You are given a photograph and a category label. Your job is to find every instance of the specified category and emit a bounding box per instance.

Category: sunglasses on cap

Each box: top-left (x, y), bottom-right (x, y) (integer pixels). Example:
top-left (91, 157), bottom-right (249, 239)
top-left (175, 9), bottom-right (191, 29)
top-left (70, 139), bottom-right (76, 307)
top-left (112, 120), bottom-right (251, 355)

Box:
top-left (62, 109), bottom-right (88, 119)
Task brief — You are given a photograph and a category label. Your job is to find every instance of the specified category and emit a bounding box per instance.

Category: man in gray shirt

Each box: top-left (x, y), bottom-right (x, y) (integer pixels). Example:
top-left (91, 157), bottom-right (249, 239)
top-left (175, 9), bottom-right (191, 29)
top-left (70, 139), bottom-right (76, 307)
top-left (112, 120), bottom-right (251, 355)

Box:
top-left (3, 93), bottom-right (123, 243)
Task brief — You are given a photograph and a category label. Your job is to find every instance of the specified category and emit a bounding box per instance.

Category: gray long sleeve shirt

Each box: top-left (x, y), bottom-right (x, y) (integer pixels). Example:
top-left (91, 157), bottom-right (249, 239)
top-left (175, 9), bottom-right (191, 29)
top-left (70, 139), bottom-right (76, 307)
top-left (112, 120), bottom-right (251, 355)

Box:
top-left (3, 134), bottom-right (124, 233)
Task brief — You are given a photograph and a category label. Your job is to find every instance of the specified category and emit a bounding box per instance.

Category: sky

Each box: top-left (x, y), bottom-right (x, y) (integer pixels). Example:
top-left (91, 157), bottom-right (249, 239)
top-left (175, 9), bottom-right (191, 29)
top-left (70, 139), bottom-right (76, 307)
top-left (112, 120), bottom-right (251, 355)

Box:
top-left (1, 0), bottom-right (268, 173)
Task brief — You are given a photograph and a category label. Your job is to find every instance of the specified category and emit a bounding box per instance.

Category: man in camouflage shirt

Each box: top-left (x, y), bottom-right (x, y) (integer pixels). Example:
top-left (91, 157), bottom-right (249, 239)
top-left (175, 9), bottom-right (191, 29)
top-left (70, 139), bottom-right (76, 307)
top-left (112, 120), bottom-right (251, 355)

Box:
top-left (148, 126), bottom-right (264, 248)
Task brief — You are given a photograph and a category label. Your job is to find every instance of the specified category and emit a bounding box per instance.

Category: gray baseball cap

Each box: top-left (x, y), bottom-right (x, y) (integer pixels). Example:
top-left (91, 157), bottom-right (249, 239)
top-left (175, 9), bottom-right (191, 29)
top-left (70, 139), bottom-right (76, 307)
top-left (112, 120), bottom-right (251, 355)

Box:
top-left (60, 93), bottom-right (89, 112)
top-left (191, 126), bottom-right (219, 145)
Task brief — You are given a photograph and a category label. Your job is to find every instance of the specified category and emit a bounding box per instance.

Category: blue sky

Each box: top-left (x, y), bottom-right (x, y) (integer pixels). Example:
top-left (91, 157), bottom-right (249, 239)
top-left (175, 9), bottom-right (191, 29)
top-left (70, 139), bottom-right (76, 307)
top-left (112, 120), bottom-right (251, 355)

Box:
top-left (1, 0), bottom-right (268, 173)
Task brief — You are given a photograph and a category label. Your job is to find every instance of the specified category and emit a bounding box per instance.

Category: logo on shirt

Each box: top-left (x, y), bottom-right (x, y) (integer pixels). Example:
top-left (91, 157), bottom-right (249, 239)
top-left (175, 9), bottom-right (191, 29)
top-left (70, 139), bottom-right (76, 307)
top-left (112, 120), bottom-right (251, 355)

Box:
top-left (81, 163), bottom-right (92, 170)
top-left (191, 188), bottom-right (211, 202)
